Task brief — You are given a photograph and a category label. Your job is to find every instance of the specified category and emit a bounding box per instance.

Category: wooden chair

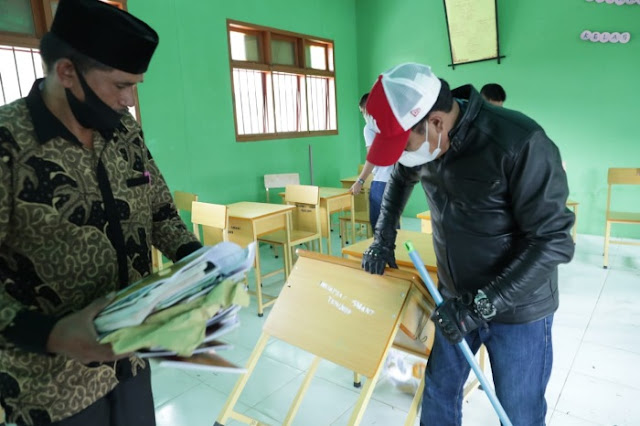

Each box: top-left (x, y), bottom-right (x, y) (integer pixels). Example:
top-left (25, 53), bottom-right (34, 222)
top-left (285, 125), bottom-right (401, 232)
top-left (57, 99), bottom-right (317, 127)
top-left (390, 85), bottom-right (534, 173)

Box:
top-left (215, 251), bottom-right (435, 426)
top-left (264, 173), bottom-right (300, 203)
top-left (191, 201), bottom-right (228, 245)
top-left (264, 173), bottom-right (301, 259)
top-left (192, 201), bottom-right (250, 290)
top-left (258, 185), bottom-right (323, 278)
top-left (603, 168), bottom-right (640, 268)
top-left (339, 193), bottom-right (372, 248)
top-left (152, 190), bottom-right (199, 272)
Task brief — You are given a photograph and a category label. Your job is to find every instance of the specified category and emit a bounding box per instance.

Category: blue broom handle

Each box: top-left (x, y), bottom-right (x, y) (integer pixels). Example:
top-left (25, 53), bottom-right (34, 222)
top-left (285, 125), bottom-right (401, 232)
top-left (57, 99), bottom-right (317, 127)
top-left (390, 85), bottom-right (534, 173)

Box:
top-left (404, 241), bottom-right (513, 426)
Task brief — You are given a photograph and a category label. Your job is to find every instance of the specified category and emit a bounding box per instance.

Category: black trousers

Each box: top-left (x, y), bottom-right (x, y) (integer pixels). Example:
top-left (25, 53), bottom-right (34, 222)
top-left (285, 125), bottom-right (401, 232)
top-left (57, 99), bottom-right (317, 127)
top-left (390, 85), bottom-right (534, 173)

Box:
top-left (50, 365), bottom-right (155, 426)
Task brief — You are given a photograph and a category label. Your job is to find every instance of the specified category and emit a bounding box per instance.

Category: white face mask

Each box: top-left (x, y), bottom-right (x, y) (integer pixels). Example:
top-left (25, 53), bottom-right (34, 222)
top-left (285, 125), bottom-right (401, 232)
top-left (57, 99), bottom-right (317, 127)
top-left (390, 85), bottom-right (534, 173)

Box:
top-left (398, 126), bottom-right (442, 167)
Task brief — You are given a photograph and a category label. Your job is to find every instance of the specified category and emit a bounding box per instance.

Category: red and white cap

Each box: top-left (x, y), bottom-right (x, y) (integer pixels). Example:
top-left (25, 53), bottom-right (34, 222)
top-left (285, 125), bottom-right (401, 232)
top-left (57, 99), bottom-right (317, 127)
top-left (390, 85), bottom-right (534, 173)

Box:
top-left (365, 63), bottom-right (441, 166)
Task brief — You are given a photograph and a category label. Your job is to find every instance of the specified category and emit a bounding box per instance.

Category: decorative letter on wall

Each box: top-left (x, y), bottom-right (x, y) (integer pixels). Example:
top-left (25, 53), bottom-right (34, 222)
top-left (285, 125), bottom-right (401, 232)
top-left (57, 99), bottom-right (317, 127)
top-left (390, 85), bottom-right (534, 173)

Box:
top-left (443, 0), bottom-right (503, 69)
top-left (580, 31), bottom-right (631, 43)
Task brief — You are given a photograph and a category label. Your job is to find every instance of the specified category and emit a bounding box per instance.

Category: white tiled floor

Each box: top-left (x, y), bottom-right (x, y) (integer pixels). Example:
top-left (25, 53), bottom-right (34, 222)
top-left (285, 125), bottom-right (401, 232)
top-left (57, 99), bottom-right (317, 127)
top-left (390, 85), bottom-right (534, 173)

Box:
top-left (151, 218), bottom-right (640, 426)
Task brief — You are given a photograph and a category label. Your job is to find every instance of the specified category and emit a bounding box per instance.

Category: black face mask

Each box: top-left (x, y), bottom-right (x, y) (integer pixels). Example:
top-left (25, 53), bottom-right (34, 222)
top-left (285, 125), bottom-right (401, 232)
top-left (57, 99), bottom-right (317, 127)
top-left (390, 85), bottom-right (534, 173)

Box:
top-left (65, 68), bottom-right (124, 132)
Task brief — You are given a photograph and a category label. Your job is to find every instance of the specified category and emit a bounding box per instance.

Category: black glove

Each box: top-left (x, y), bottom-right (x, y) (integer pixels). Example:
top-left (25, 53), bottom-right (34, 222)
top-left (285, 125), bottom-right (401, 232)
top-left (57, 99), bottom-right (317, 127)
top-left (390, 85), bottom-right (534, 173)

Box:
top-left (431, 293), bottom-right (486, 344)
top-left (361, 242), bottom-right (398, 275)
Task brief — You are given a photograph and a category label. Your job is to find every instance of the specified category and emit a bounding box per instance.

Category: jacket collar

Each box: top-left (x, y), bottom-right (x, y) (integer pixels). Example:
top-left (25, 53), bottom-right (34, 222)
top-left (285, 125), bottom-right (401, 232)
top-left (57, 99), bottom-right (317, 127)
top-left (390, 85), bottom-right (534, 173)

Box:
top-left (448, 85), bottom-right (483, 153)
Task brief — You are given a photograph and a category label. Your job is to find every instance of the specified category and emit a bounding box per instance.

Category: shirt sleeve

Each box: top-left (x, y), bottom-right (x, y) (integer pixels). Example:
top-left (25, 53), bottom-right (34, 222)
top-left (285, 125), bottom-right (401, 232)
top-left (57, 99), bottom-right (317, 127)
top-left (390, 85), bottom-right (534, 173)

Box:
top-left (363, 124), bottom-right (376, 148)
top-left (144, 148), bottom-right (202, 262)
top-left (0, 127), bottom-right (58, 353)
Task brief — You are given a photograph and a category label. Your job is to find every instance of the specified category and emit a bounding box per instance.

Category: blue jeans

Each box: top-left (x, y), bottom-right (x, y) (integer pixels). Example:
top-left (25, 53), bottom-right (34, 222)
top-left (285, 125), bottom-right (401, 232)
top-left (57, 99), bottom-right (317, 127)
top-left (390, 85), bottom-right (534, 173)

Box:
top-left (369, 181), bottom-right (387, 233)
top-left (421, 315), bottom-right (554, 426)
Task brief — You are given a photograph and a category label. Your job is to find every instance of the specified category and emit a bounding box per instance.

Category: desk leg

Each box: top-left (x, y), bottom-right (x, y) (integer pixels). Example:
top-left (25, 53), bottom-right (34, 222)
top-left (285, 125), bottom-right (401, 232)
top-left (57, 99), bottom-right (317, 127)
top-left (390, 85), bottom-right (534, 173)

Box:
top-left (215, 333), bottom-right (270, 425)
top-left (283, 356), bottom-right (321, 425)
top-left (326, 205), bottom-right (333, 256)
top-left (350, 195), bottom-right (356, 246)
top-left (253, 224), bottom-right (264, 317)
top-left (285, 212), bottom-right (293, 276)
top-left (353, 372), bottom-right (361, 388)
top-left (405, 365), bottom-right (426, 426)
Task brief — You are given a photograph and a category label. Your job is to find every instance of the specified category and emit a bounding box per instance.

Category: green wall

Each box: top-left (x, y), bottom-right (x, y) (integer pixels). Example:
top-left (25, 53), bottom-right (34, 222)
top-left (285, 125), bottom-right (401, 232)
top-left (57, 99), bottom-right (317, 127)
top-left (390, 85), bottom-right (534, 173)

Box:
top-left (356, 0), bottom-right (640, 238)
top-left (128, 0), bottom-right (639, 238)
top-left (128, 0), bottom-right (362, 206)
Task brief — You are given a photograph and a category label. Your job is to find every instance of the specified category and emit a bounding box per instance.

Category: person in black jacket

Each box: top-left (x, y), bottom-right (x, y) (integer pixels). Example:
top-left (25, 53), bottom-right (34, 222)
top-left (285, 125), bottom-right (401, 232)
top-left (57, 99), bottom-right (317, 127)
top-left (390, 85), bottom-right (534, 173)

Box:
top-left (480, 83), bottom-right (507, 107)
top-left (361, 63), bottom-right (575, 426)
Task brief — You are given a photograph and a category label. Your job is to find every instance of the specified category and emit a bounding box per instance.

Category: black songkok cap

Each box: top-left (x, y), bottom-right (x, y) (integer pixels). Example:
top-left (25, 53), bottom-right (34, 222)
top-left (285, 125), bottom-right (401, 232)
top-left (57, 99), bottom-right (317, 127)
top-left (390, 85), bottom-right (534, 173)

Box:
top-left (50, 0), bottom-right (159, 74)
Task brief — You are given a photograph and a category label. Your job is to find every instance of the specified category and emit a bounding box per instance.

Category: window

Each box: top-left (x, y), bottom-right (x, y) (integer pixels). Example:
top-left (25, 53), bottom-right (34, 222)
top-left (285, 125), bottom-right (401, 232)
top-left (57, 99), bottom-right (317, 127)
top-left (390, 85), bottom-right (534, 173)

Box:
top-left (0, 44), bottom-right (44, 105)
top-left (227, 20), bottom-right (337, 142)
top-left (0, 0), bottom-right (139, 121)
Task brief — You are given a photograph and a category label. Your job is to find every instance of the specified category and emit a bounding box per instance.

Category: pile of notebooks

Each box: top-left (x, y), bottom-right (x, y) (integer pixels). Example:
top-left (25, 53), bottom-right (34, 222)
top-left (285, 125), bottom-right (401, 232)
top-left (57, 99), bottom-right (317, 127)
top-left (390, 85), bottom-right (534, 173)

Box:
top-left (94, 241), bottom-right (256, 373)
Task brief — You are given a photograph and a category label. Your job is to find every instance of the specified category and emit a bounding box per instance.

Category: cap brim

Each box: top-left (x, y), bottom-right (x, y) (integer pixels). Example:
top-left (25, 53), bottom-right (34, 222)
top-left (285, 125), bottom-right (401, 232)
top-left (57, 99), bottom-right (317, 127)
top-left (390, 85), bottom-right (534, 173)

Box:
top-left (366, 130), bottom-right (410, 167)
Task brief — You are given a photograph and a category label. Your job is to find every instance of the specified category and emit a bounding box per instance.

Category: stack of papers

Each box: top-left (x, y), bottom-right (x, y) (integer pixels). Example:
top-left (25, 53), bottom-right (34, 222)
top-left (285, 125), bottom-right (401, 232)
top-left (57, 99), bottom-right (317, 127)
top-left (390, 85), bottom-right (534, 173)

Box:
top-left (95, 242), bottom-right (256, 373)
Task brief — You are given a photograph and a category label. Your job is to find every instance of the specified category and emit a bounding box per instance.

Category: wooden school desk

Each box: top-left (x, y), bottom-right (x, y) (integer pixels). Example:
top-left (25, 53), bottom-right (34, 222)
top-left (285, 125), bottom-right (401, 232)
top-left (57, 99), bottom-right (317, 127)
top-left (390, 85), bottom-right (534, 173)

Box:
top-left (416, 210), bottom-right (432, 234)
top-left (226, 202), bottom-right (295, 316)
top-left (279, 187), bottom-right (356, 256)
top-left (342, 228), bottom-right (487, 398)
top-left (340, 174), bottom-right (373, 189)
top-left (343, 229), bottom-right (438, 279)
top-left (215, 251), bottom-right (436, 426)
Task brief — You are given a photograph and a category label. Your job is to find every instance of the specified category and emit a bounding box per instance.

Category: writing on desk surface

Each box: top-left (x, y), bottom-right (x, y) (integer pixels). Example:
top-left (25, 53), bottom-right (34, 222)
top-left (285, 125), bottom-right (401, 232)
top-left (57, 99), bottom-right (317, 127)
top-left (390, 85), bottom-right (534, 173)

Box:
top-left (319, 281), bottom-right (375, 316)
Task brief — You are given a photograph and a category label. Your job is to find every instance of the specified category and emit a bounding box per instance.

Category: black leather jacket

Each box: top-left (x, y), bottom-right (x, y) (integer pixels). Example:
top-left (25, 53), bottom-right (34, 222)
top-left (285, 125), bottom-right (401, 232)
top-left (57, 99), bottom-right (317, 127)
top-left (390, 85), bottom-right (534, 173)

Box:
top-left (376, 85), bottom-right (575, 324)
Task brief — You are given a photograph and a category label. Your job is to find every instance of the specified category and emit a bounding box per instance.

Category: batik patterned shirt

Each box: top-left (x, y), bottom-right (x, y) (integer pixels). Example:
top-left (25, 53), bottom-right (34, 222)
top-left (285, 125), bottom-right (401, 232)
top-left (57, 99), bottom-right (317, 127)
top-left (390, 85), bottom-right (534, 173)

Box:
top-left (0, 80), bottom-right (201, 425)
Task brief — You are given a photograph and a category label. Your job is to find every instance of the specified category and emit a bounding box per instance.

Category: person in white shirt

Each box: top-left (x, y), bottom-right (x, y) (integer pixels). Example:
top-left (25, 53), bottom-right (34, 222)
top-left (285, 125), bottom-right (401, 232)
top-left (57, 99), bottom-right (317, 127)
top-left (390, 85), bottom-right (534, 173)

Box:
top-left (350, 93), bottom-right (394, 232)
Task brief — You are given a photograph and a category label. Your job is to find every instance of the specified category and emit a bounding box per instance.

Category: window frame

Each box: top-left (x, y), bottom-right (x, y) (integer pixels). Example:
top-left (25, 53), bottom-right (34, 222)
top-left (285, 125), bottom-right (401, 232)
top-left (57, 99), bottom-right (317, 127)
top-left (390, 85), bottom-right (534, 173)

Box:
top-left (0, 0), bottom-right (47, 48)
top-left (0, 0), bottom-right (142, 123)
top-left (227, 19), bottom-right (338, 142)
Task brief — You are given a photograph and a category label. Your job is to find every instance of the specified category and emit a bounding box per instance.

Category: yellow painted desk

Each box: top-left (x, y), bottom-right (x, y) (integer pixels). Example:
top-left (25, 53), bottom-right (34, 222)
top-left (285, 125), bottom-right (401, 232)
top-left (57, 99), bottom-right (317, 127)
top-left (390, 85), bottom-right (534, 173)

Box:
top-left (227, 202), bottom-right (295, 316)
top-left (566, 199), bottom-right (578, 242)
top-left (342, 228), bottom-right (487, 397)
top-left (279, 187), bottom-right (356, 256)
top-left (215, 251), bottom-right (436, 426)
top-left (340, 174), bottom-right (373, 188)
top-left (416, 210), bottom-right (432, 234)
top-left (342, 228), bottom-right (438, 381)
top-left (343, 229), bottom-right (438, 277)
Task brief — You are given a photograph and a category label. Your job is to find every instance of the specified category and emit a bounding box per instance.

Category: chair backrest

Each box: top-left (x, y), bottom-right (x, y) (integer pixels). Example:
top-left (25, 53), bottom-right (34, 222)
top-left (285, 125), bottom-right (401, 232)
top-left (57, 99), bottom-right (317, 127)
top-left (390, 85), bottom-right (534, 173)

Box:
top-left (607, 168), bottom-right (640, 211)
top-left (608, 168), bottom-right (640, 186)
top-left (264, 173), bottom-right (300, 202)
top-left (174, 190), bottom-right (198, 212)
top-left (284, 185), bottom-right (321, 234)
top-left (191, 201), bottom-right (228, 245)
top-left (173, 190), bottom-right (199, 240)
